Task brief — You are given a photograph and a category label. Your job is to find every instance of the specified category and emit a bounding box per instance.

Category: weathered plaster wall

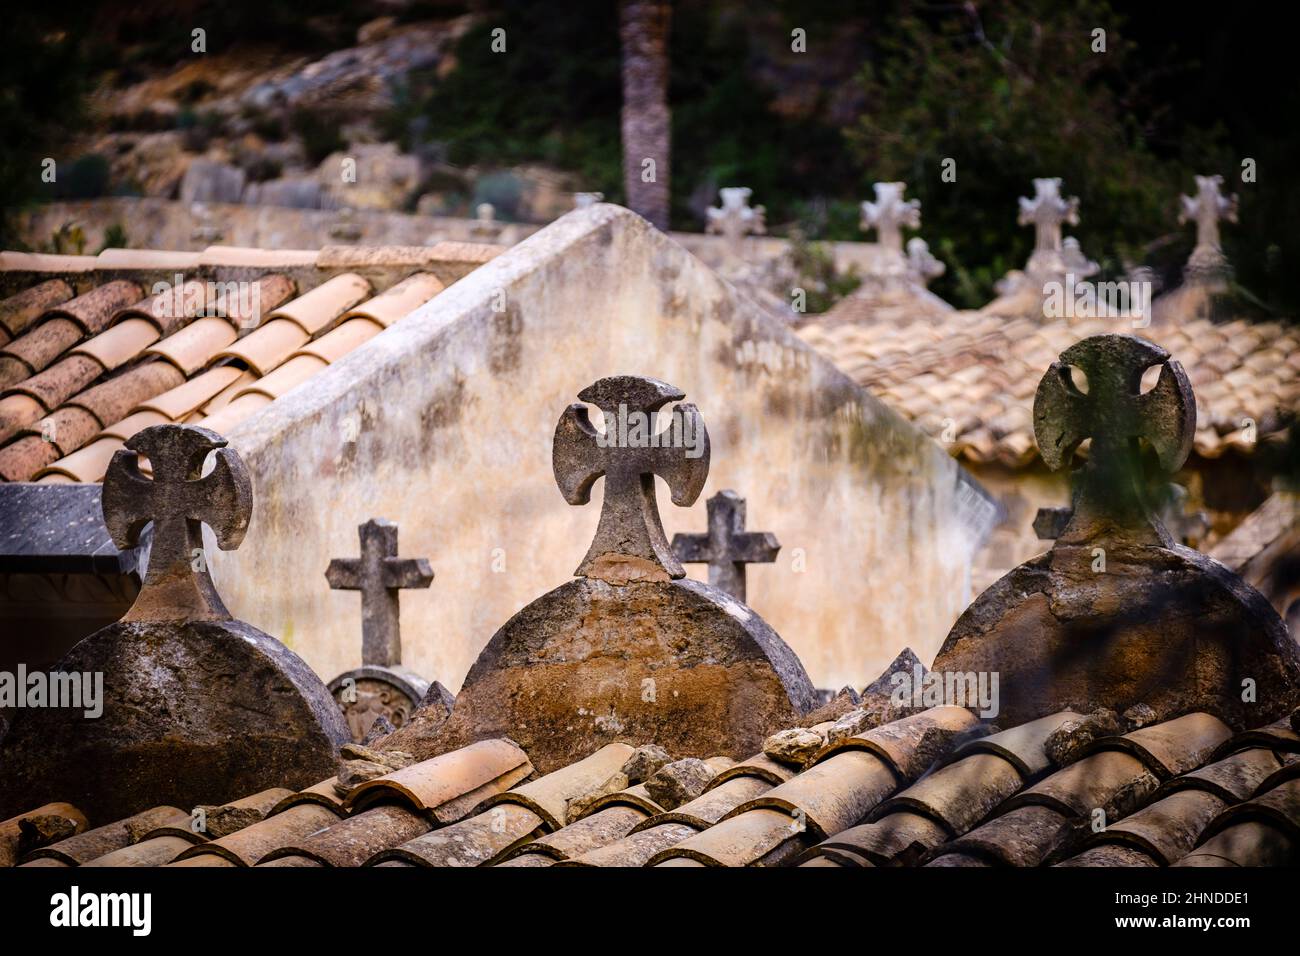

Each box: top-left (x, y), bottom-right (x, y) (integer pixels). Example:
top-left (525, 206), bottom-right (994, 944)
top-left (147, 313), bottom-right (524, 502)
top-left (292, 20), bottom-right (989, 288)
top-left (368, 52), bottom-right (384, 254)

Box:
top-left (213, 205), bottom-right (996, 693)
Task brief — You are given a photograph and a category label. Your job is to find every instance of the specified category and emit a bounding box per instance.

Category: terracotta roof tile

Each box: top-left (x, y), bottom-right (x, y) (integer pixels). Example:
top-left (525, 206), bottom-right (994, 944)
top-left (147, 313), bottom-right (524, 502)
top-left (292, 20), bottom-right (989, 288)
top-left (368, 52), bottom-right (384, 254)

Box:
top-left (650, 806), bottom-right (813, 867)
top-left (170, 803), bottom-right (342, 867)
top-left (191, 392), bottom-right (272, 436)
top-left (235, 354), bottom-right (327, 400)
top-left (0, 279), bottom-right (73, 341)
top-left (267, 272), bottom-right (372, 335)
top-left (342, 272), bottom-right (444, 327)
top-left (727, 750), bottom-right (897, 838)
top-left (1174, 819), bottom-right (1295, 867)
top-left (343, 738), bottom-right (533, 821)
top-left (133, 366), bottom-right (247, 421)
top-left (1065, 788), bottom-right (1227, 865)
top-left (559, 821), bottom-right (699, 867)
top-left (498, 805), bottom-right (647, 865)
top-left (68, 360), bottom-right (184, 427)
top-left (71, 318), bottom-right (161, 372)
top-left (213, 319), bottom-right (309, 376)
top-left (6, 355), bottom-right (105, 421)
top-left (0, 318), bottom-right (84, 386)
top-left (34, 437), bottom-right (124, 482)
top-left (258, 805), bottom-right (430, 868)
top-left (0, 434), bottom-right (60, 483)
top-left (799, 811), bottom-right (949, 867)
top-left (18, 806), bottom-right (183, 867)
top-left (100, 410), bottom-right (171, 443)
top-left (293, 318), bottom-right (383, 364)
top-left (144, 317), bottom-right (239, 375)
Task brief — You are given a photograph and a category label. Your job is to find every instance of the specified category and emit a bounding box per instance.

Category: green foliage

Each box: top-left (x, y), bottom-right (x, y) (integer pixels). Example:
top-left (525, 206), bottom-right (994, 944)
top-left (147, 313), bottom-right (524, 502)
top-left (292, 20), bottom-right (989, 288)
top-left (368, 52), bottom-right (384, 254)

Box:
top-left (786, 230), bottom-right (861, 314)
top-left (845, 0), bottom-right (1198, 308)
top-left (99, 222), bottom-right (129, 252)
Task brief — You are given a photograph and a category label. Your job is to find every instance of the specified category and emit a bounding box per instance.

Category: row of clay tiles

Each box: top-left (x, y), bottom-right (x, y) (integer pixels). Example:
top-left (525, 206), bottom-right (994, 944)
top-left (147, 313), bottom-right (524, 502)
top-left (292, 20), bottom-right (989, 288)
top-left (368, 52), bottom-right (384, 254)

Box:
top-left (0, 271), bottom-right (445, 481)
top-left (7, 708), bottom-right (1298, 867)
top-left (798, 312), bottom-right (1300, 467)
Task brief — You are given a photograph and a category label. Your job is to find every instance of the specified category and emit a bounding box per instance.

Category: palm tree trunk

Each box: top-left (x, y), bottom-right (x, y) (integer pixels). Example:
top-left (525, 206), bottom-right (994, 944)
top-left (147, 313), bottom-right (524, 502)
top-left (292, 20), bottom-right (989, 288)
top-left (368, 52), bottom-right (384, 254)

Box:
top-left (619, 0), bottom-right (672, 230)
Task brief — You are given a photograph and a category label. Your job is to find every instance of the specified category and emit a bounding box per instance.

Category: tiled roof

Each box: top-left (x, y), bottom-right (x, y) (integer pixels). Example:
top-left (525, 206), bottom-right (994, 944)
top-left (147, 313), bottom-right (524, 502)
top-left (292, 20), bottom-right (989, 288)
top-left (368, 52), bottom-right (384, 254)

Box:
top-left (798, 294), bottom-right (1300, 468)
top-left (10, 706), bottom-right (1298, 867)
top-left (0, 244), bottom-right (497, 483)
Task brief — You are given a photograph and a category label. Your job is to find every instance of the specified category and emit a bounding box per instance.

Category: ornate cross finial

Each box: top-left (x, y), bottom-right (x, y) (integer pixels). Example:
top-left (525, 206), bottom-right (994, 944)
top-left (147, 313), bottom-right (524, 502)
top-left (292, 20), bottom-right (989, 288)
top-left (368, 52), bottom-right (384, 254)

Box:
top-left (906, 237), bottom-right (944, 285)
top-left (1033, 334), bottom-right (1195, 545)
top-left (671, 489), bottom-right (779, 603)
top-left (326, 518), bottom-right (433, 669)
top-left (1018, 177), bottom-right (1079, 253)
top-left (554, 376), bottom-right (710, 583)
top-left (706, 187), bottom-right (766, 258)
top-left (102, 424), bottom-right (252, 622)
top-left (860, 182), bottom-right (921, 255)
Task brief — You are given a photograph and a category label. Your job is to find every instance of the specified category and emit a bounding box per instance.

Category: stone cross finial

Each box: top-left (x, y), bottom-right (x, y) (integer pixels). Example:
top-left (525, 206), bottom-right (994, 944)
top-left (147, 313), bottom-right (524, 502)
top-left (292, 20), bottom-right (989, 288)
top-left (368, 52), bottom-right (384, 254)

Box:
top-left (553, 375), bottom-right (710, 583)
top-left (706, 187), bottom-right (766, 258)
top-left (102, 424), bottom-right (252, 623)
top-left (326, 518), bottom-right (433, 669)
top-left (861, 182), bottom-right (921, 255)
top-left (906, 237), bottom-right (945, 284)
top-left (671, 489), bottom-right (779, 603)
top-left (1033, 333), bottom-right (1195, 545)
top-left (1018, 178), bottom-right (1079, 253)
top-left (1180, 174), bottom-right (1238, 251)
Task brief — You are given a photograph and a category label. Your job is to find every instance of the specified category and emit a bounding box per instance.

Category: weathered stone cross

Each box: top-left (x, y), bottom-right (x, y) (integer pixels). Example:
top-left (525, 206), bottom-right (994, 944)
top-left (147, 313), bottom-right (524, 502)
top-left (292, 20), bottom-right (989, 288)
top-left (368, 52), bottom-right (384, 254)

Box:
top-left (671, 489), bottom-right (779, 603)
top-left (1018, 177), bottom-right (1079, 253)
top-left (706, 187), bottom-right (766, 258)
top-left (326, 518), bottom-right (433, 668)
top-left (860, 181), bottom-right (921, 255)
top-left (1033, 333), bottom-right (1195, 546)
top-left (102, 423), bottom-right (252, 622)
top-left (1180, 174), bottom-right (1238, 251)
top-left (554, 375), bottom-right (710, 583)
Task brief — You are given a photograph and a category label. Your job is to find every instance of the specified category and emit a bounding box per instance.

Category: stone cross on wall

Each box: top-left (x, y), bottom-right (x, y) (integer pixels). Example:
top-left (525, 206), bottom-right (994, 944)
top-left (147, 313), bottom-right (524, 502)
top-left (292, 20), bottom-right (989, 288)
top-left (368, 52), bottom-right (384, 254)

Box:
top-left (860, 181), bottom-right (921, 255)
top-left (471, 202), bottom-right (501, 240)
top-left (671, 489), bottom-right (779, 603)
top-left (0, 423), bottom-right (348, 824)
top-left (424, 376), bottom-right (815, 772)
top-left (1180, 174), bottom-right (1238, 251)
top-left (935, 334), bottom-right (1300, 730)
top-left (553, 375), bottom-right (710, 583)
top-left (326, 518), bottom-right (433, 669)
top-left (1033, 334), bottom-right (1196, 546)
top-left (706, 187), bottom-right (766, 259)
top-left (1018, 178), bottom-right (1079, 253)
top-left (101, 424), bottom-right (252, 622)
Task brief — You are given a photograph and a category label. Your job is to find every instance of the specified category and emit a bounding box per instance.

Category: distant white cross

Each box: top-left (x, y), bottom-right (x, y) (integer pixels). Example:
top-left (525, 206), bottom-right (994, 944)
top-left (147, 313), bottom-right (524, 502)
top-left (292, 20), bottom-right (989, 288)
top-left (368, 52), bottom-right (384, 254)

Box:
top-left (574, 192), bottom-right (604, 209)
top-left (1018, 178), bottom-right (1079, 253)
top-left (860, 182), bottom-right (921, 255)
top-left (706, 187), bottom-right (765, 258)
top-left (1179, 175), bottom-right (1238, 251)
top-left (906, 237), bottom-right (944, 285)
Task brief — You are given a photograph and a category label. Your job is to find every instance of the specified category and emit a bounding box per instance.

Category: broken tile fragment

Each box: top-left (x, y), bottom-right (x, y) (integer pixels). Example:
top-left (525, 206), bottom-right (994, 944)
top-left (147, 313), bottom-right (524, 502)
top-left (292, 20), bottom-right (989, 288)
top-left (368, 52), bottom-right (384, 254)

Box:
top-left (763, 728), bottom-right (825, 767)
top-left (645, 758), bottom-right (717, 810)
top-left (1044, 709), bottom-right (1123, 767)
top-left (621, 745), bottom-right (672, 784)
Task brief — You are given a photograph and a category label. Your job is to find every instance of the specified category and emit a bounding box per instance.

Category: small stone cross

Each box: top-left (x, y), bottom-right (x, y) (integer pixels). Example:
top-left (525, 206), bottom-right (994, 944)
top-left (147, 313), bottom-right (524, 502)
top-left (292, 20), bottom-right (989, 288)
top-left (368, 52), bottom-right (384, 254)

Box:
top-left (326, 518), bottom-right (433, 668)
top-left (1180, 174), bottom-right (1238, 251)
top-left (861, 182), bottom-right (921, 255)
top-left (706, 187), bottom-right (766, 259)
top-left (1018, 178), bottom-right (1079, 253)
top-left (906, 237), bottom-right (944, 285)
top-left (671, 489), bottom-right (779, 603)
top-left (102, 424), bottom-right (252, 623)
top-left (1033, 334), bottom-right (1195, 545)
top-left (553, 375), bottom-right (710, 583)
